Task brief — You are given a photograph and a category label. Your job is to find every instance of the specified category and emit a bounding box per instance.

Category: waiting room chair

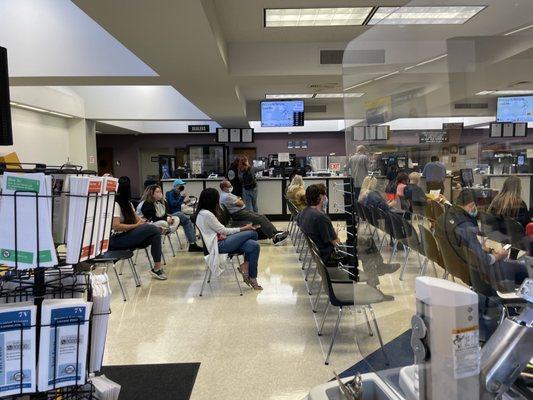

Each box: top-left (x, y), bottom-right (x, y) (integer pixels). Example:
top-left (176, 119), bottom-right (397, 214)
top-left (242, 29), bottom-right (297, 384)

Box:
top-left (93, 249), bottom-right (136, 301)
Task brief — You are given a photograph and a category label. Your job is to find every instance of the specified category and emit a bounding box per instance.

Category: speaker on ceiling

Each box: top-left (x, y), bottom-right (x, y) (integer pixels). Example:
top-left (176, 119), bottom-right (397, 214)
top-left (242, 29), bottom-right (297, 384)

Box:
top-left (0, 46), bottom-right (13, 146)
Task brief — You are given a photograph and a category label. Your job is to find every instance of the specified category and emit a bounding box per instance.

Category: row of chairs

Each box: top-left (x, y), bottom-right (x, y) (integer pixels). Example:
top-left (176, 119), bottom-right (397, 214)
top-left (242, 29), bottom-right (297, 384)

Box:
top-left (286, 199), bottom-right (390, 366)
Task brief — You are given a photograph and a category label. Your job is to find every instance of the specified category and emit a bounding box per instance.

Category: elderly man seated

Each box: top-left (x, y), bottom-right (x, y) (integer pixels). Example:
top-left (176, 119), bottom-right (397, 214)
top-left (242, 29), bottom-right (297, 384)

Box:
top-left (219, 180), bottom-right (289, 245)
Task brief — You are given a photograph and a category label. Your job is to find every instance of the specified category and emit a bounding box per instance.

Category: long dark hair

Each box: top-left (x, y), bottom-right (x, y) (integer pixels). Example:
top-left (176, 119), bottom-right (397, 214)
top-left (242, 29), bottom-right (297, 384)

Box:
top-left (116, 176), bottom-right (136, 224)
top-left (196, 188), bottom-right (221, 219)
top-left (396, 172), bottom-right (409, 185)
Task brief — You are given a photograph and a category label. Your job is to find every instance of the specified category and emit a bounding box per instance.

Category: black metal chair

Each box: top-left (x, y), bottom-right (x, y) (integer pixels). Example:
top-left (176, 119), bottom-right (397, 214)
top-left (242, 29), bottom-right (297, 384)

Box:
top-left (93, 249), bottom-right (137, 301)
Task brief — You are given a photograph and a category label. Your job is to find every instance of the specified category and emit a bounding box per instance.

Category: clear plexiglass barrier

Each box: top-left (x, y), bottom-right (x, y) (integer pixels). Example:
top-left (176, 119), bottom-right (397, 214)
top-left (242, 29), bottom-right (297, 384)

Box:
top-left (342, 1), bottom-right (533, 399)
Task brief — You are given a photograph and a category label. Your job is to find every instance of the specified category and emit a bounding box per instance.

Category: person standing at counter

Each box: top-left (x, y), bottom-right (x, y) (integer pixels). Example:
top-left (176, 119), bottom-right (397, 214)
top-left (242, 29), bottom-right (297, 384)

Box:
top-left (422, 156), bottom-right (446, 194)
top-left (165, 179), bottom-right (203, 252)
top-left (347, 145), bottom-right (370, 201)
top-left (239, 156), bottom-right (261, 213)
top-left (219, 180), bottom-right (289, 245)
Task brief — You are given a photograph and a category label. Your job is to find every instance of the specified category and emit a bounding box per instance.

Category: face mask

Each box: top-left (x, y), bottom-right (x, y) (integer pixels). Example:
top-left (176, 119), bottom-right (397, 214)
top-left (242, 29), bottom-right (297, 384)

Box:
top-left (322, 195), bottom-right (329, 211)
top-left (154, 192), bottom-right (163, 201)
top-left (468, 206), bottom-right (478, 218)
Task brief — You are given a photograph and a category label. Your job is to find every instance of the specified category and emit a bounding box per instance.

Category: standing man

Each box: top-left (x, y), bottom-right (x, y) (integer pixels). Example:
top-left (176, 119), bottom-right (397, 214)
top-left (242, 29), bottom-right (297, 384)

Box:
top-left (422, 156), bottom-right (447, 193)
top-left (347, 145), bottom-right (370, 201)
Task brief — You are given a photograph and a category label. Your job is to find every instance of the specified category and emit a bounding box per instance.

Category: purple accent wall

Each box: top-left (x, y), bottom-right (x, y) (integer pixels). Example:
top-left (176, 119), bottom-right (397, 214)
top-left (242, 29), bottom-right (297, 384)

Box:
top-left (96, 131), bottom-right (346, 195)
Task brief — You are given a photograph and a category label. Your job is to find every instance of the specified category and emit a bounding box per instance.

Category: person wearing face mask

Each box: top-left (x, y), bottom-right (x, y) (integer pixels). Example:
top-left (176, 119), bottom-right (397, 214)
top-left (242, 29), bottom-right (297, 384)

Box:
top-left (436, 188), bottom-right (528, 286)
top-left (219, 180), bottom-right (289, 245)
top-left (139, 184), bottom-right (179, 231)
top-left (165, 179), bottom-right (203, 252)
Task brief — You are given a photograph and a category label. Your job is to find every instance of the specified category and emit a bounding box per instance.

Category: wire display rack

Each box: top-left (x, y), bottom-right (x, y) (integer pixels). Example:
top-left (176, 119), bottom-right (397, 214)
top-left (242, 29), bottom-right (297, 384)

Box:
top-left (0, 163), bottom-right (115, 399)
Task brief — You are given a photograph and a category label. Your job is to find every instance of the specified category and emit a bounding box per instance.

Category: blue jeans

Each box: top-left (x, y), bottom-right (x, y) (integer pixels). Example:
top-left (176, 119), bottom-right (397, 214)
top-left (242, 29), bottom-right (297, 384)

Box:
top-left (218, 231), bottom-right (260, 278)
top-left (242, 187), bottom-right (258, 213)
top-left (171, 211), bottom-right (196, 243)
top-left (109, 224), bottom-right (162, 263)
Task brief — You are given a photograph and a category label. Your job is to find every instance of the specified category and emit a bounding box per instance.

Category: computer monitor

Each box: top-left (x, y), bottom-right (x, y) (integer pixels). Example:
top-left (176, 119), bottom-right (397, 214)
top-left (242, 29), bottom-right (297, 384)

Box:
top-left (0, 46), bottom-right (12, 145)
top-left (460, 168), bottom-right (474, 187)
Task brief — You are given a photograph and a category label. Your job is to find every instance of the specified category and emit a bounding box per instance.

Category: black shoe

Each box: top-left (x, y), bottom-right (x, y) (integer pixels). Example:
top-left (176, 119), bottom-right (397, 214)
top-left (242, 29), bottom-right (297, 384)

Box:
top-left (376, 263), bottom-right (401, 275)
top-left (188, 243), bottom-right (204, 252)
top-left (273, 231), bottom-right (289, 245)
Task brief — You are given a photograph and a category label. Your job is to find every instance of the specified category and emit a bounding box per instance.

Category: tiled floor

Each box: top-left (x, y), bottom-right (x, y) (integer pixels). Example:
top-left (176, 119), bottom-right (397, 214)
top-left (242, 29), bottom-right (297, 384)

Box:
top-left (102, 222), bottom-right (430, 399)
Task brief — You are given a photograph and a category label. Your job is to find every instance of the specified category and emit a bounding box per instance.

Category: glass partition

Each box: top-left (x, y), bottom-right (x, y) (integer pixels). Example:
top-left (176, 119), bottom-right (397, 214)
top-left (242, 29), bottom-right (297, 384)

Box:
top-left (343, 1), bottom-right (533, 398)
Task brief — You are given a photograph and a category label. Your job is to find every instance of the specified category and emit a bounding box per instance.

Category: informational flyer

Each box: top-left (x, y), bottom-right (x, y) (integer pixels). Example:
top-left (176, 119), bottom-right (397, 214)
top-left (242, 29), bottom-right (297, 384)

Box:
top-left (0, 302), bottom-right (37, 396)
top-left (38, 299), bottom-right (92, 391)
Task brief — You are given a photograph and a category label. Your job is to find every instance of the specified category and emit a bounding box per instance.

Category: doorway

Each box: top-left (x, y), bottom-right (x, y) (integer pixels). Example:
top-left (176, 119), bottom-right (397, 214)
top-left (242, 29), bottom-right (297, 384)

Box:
top-left (233, 147), bottom-right (257, 161)
top-left (175, 148), bottom-right (187, 167)
top-left (97, 147), bottom-right (114, 176)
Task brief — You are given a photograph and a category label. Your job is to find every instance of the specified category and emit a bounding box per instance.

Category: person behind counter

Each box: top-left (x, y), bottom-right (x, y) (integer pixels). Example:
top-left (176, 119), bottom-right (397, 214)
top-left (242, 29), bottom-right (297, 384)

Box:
top-left (487, 175), bottom-right (531, 228)
top-left (195, 188), bottom-right (263, 290)
top-left (110, 176), bottom-right (167, 280)
top-left (219, 180), bottom-right (289, 245)
top-left (165, 179), bottom-right (203, 252)
top-left (422, 156), bottom-right (446, 194)
top-left (286, 174), bottom-right (306, 210)
top-left (226, 156), bottom-right (244, 197)
top-left (347, 145), bottom-right (370, 200)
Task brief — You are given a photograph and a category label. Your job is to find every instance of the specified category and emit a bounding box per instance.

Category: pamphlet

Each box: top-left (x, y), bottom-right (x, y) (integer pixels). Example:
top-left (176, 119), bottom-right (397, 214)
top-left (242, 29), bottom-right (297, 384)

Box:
top-left (96, 177), bottom-right (118, 255)
top-left (38, 299), bottom-right (92, 391)
top-left (51, 174), bottom-right (71, 244)
top-left (89, 269), bottom-right (111, 372)
top-left (0, 172), bottom-right (57, 269)
top-left (0, 302), bottom-right (37, 396)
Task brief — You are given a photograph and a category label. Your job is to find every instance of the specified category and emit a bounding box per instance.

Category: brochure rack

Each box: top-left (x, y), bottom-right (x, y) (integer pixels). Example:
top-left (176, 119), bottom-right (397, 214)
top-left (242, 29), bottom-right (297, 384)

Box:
top-left (0, 163), bottom-right (115, 399)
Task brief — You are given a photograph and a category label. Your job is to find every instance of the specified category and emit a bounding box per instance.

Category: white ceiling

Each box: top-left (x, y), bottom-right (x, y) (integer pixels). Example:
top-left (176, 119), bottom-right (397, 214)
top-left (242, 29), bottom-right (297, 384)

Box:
top-left (3, 0), bottom-right (533, 131)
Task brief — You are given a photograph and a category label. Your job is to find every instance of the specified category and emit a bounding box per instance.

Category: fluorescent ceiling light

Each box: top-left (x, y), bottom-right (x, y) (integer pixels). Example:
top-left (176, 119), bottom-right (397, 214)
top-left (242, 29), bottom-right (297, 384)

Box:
top-left (415, 54), bottom-right (447, 67)
top-left (369, 6), bottom-right (485, 25)
top-left (265, 94), bottom-right (314, 99)
top-left (315, 93), bottom-right (365, 98)
top-left (373, 70), bottom-right (400, 81)
top-left (476, 90), bottom-right (533, 96)
top-left (265, 7), bottom-right (373, 27)
top-left (10, 101), bottom-right (74, 118)
top-left (504, 24), bottom-right (533, 36)
top-left (344, 80), bottom-right (374, 91)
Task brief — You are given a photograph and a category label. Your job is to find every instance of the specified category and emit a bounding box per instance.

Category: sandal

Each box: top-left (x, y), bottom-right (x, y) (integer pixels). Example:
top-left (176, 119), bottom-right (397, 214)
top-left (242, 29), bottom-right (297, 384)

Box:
top-left (237, 263), bottom-right (251, 287)
top-left (249, 278), bottom-right (263, 291)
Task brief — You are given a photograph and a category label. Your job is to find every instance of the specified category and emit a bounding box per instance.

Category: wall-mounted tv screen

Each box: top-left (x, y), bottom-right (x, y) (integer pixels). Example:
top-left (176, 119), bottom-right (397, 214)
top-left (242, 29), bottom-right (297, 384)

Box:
top-left (261, 100), bottom-right (304, 127)
top-left (497, 96), bottom-right (533, 122)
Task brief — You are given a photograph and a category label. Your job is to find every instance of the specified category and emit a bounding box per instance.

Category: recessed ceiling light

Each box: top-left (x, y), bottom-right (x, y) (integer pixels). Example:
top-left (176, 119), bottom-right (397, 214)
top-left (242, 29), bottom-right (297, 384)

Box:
top-left (265, 94), bottom-right (314, 99)
top-left (265, 7), bottom-right (373, 27)
top-left (504, 24), bottom-right (533, 36)
top-left (476, 90), bottom-right (533, 96)
top-left (315, 93), bottom-right (365, 98)
top-left (369, 6), bottom-right (485, 25)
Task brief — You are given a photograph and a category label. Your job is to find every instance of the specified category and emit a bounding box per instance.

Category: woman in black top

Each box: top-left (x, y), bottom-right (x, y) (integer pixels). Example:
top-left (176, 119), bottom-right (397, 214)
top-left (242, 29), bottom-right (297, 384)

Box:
top-left (226, 156), bottom-right (244, 197)
top-left (239, 156), bottom-right (259, 213)
top-left (488, 176), bottom-right (531, 228)
top-left (140, 184), bottom-right (179, 233)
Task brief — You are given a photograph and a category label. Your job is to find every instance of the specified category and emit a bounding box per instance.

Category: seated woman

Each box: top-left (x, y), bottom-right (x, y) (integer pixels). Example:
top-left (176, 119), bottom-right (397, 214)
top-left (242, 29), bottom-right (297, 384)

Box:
top-left (139, 184), bottom-right (179, 234)
top-left (404, 172), bottom-right (427, 213)
top-left (109, 177), bottom-right (167, 280)
top-left (195, 188), bottom-right (263, 290)
top-left (359, 176), bottom-right (392, 212)
top-left (391, 172), bottom-right (409, 210)
top-left (286, 174), bottom-right (306, 210)
top-left (487, 175), bottom-right (531, 228)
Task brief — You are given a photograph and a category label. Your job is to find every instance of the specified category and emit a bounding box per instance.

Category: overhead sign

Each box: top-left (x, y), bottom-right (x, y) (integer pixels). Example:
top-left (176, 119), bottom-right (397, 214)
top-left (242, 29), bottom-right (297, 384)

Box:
top-left (419, 131), bottom-right (449, 143)
top-left (188, 125), bottom-right (210, 133)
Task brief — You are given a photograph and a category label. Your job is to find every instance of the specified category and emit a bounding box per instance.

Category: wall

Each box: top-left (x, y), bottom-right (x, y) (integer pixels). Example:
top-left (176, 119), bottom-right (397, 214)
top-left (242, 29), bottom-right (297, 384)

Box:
top-left (0, 107), bottom-right (70, 165)
top-left (96, 131), bottom-right (346, 196)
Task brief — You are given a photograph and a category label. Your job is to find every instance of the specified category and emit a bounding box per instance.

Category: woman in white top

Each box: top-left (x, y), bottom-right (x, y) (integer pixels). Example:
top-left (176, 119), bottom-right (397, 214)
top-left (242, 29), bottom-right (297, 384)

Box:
top-left (109, 176), bottom-right (166, 280)
top-left (195, 188), bottom-right (263, 290)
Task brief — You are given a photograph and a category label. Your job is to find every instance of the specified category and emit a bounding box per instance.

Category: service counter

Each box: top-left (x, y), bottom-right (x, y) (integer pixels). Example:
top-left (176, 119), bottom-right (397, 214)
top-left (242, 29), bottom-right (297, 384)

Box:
top-left (161, 176), bottom-right (349, 220)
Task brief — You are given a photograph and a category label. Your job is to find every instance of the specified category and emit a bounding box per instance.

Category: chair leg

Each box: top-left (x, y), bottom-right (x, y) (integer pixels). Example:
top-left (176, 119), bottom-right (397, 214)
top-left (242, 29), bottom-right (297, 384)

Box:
top-left (167, 235), bottom-right (176, 257)
top-left (369, 305), bottom-right (390, 365)
top-left (388, 240), bottom-right (398, 264)
top-left (318, 303), bottom-right (330, 336)
top-left (133, 249), bottom-right (139, 266)
top-left (144, 248), bottom-right (154, 269)
top-left (199, 266), bottom-right (210, 296)
top-left (112, 263), bottom-right (127, 301)
top-left (312, 285), bottom-right (323, 313)
top-left (175, 230), bottom-right (184, 250)
top-left (399, 247), bottom-right (411, 281)
top-left (325, 307), bottom-right (343, 365)
top-left (231, 263), bottom-right (243, 296)
top-left (304, 258), bottom-right (314, 281)
top-left (363, 307), bottom-right (374, 336)
top-left (161, 246), bottom-right (167, 265)
top-left (300, 246), bottom-right (309, 265)
top-left (128, 258), bottom-right (141, 287)
top-left (431, 260), bottom-right (438, 277)
top-left (420, 258), bottom-right (429, 276)
top-left (118, 258), bottom-right (125, 275)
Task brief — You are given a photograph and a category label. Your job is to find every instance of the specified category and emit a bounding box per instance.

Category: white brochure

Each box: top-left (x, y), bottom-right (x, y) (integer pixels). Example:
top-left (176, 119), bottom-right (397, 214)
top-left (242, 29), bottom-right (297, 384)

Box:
top-left (0, 302), bottom-right (37, 396)
top-left (38, 299), bottom-right (92, 391)
top-left (96, 177), bottom-right (118, 255)
top-left (0, 172), bottom-right (57, 269)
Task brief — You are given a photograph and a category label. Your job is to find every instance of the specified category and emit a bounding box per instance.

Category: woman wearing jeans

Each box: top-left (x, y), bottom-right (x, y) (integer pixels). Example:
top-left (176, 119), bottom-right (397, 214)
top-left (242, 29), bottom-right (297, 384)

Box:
top-left (109, 176), bottom-right (167, 280)
top-left (195, 188), bottom-right (263, 290)
top-left (239, 156), bottom-right (262, 213)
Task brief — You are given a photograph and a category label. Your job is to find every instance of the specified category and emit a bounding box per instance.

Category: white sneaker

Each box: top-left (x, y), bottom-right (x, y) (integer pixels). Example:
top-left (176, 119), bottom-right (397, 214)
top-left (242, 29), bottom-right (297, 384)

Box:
top-left (150, 268), bottom-right (167, 280)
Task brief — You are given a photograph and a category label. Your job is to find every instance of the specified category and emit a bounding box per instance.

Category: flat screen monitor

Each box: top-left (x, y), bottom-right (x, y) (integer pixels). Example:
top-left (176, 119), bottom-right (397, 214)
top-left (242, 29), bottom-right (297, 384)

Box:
top-left (261, 100), bottom-right (304, 127)
top-left (497, 96), bottom-right (533, 122)
top-left (518, 155), bottom-right (526, 166)
top-left (460, 168), bottom-right (474, 187)
top-left (0, 46), bottom-right (12, 145)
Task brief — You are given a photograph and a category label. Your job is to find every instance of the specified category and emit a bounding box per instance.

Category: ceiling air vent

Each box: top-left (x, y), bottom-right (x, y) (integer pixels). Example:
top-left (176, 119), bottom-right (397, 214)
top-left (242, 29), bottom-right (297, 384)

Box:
top-left (320, 49), bottom-right (385, 65)
top-left (306, 105), bottom-right (327, 113)
top-left (454, 103), bottom-right (488, 109)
